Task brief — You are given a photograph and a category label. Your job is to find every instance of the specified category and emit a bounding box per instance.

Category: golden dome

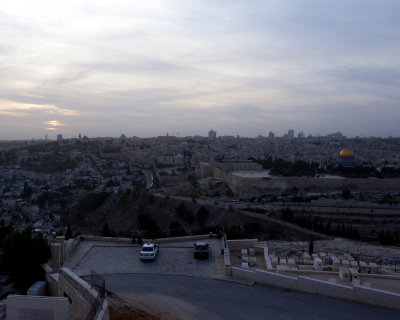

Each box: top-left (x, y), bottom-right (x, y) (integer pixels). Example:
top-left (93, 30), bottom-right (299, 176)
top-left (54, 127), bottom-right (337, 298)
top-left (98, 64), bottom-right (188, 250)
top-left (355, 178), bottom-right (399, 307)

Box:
top-left (340, 148), bottom-right (354, 158)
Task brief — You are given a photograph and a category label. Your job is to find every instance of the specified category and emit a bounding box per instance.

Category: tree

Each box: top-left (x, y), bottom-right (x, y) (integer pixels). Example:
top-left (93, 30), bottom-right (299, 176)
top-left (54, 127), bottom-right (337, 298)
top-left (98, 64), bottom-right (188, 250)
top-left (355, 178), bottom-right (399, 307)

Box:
top-left (196, 207), bottom-right (209, 226)
top-left (308, 238), bottom-right (314, 255)
top-left (137, 213), bottom-right (163, 238)
top-left (342, 188), bottom-right (352, 199)
top-left (0, 227), bottom-right (51, 292)
top-left (21, 181), bottom-right (32, 199)
top-left (281, 208), bottom-right (294, 222)
top-left (65, 224), bottom-right (73, 240)
top-left (101, 223), bottom-right (111, 237)
top-left (169, 220), bottom-right (187, 237)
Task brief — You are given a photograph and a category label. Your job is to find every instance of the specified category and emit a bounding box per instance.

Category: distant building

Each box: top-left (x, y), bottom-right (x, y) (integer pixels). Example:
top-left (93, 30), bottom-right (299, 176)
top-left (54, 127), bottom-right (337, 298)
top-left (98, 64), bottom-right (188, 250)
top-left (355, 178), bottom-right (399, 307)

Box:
top-left (57, 134), bottom-right (63, 141)
top-left (331, 148), bottom-right (363, 167)
top-left (268, 131), bottom-right (275, 139)
top-left (208, 130), bottom-right (217, 139)
top-left (327, 132), bottom-right (345, 140)
top-left (287, 129), bottom-right (294, 139)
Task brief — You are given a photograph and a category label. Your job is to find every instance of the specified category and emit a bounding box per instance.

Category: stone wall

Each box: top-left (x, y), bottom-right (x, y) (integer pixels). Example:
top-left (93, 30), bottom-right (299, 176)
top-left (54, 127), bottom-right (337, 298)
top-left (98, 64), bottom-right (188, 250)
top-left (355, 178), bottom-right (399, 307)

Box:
top-left (57, 267), bottom-right (108, 320)
top-left (46, 273), bottom-right (59, 297)
top-left (6, 295), bottom-right (69, 320)
top-left (81, 234), bottom-right (211, 244)
top-left (215, 171), bottom-right (400, 197)
top-left (230, 267), bottom-right (400, 311)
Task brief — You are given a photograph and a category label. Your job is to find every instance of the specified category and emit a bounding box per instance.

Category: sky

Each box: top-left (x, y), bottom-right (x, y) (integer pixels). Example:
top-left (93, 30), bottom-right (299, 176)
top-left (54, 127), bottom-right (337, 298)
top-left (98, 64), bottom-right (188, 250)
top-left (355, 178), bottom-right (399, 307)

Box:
top-left (0, 0), bottom-right (399, 139)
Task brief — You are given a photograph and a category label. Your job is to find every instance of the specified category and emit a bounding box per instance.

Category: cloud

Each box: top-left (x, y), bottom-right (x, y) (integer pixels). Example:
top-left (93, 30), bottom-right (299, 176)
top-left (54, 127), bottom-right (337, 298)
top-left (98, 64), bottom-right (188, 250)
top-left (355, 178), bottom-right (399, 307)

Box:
top-left (0, 100), bottom-right (81, 116)
top-left (0, 1), bottom-right (400, 138)
top-left (43, 120), bottom-right (63, 127)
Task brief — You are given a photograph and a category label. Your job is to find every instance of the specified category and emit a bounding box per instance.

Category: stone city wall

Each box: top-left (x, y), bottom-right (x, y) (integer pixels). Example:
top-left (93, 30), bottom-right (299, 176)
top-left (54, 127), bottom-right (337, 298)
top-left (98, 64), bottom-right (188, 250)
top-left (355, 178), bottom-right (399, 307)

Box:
top-left (220, 173), bottom-right (400, 196)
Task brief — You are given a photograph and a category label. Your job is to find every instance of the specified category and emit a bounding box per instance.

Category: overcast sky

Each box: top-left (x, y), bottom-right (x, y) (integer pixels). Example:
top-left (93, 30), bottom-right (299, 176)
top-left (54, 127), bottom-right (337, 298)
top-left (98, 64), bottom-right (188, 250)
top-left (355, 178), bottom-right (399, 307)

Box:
top-left (1, 0), bottom-right (399, 139)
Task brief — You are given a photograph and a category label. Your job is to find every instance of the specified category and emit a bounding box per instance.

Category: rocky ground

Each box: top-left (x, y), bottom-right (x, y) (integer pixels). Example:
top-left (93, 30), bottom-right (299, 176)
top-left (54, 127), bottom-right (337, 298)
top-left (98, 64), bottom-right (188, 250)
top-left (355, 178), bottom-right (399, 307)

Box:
top-left (107, 292), bottom-right (172, 320)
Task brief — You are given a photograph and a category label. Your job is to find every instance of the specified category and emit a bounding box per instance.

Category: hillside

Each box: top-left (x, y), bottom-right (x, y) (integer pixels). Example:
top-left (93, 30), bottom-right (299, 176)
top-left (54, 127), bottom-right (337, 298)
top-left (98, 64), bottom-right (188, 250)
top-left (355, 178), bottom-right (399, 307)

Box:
top-left (63, 191), bottom-right (309, 241)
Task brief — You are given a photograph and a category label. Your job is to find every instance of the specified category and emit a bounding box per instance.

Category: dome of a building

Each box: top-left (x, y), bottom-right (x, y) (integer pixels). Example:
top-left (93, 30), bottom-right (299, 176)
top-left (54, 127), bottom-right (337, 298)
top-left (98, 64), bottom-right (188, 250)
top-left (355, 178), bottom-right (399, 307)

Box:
top-left (340, 148), bottom-right (355, 158)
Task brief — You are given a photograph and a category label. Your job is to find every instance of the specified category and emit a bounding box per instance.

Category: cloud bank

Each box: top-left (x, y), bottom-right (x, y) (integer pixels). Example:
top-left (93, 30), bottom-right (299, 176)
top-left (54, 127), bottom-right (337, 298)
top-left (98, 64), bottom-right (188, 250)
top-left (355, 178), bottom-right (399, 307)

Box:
top-left (0, 0), bottom-right (399, 139)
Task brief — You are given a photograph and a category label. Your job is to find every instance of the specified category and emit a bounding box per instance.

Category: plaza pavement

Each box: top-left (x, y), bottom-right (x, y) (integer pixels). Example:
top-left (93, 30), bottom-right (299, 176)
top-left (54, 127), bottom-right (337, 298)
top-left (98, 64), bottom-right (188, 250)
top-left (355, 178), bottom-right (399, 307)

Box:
top-left (63, 237), bottom-right (226, 279)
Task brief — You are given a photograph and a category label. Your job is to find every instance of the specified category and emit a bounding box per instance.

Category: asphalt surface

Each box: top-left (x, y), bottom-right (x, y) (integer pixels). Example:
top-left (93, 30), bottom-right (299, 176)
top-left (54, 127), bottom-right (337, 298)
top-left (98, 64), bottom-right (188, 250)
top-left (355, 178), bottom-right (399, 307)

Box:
top-left (103, 273), bottom-right (400, 320)
top-left (66, 238), bottom-right (223, 277)
top-left (65, 238), bottom-right (400, 319)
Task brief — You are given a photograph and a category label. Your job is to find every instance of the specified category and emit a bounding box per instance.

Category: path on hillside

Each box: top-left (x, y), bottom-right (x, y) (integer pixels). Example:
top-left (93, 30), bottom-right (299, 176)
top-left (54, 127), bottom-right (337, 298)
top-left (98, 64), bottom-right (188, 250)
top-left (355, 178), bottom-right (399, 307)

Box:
top-left (239, 210), bottom-right (330, 239)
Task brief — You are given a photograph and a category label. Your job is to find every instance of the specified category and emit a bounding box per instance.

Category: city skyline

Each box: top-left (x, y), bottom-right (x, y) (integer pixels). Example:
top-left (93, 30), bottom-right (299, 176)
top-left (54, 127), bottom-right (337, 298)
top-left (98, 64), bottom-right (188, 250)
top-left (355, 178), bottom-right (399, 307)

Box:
top-left (1, 0), bottom-right (400, 139)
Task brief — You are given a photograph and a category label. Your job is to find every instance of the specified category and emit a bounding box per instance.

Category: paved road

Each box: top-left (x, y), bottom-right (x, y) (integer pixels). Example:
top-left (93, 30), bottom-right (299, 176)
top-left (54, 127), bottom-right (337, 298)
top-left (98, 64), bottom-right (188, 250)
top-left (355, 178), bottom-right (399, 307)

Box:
top-left (104, 273), bottom-right (400, 320)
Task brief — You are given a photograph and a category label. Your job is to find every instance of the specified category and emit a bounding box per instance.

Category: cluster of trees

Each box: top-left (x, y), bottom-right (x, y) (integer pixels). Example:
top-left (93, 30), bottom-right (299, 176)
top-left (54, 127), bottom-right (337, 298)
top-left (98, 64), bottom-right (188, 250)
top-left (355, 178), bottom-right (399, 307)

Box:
top-left (326, 165), bottom-right (378, 179)
top-left (252, 157), bottom-right (320, 177)
top-left (378, 230), bottom-right (399, 246)
top-left (0, 150), bottom-right (17, 164)
top-left (137, 213), bottom-right (164, 238)
top-left (175, 203), bottom-right (210, 227)
top-left (78, 192), bottom-right (110, 211)
top-left (251, 156), bottom-right (400, 179)
top-left (20, 155), bottom-right (76, 173)
top-left (0, 225), bottom-right (51, 292)
top-left (281, 209), bottom-right (360, 240)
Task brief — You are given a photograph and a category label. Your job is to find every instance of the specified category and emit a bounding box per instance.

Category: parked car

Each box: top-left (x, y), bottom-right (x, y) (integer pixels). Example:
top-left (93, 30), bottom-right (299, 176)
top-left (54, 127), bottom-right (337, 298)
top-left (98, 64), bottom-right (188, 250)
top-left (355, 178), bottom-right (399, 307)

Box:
top-left (194, 242), bottom-right (209, 259)
top-left (140, 242), bottom-right (159, 260)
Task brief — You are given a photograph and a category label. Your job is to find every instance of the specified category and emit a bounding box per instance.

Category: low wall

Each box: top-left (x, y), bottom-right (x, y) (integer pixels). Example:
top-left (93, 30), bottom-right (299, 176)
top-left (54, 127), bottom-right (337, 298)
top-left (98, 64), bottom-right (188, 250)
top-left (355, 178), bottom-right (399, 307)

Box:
top-left (7, 295), bottom-right (69, 320)
top-left (46, 273), bottom-right (59, 297)
top-left (58, 267), bottom-right (108, 320)
top-left (254, 269), bottom-right (298, 290)
top-left (65, 237), bottom-right (81, 258)
top-left (96, 299), bottom-right (110, 320)
top-left (296, 276), bottom-right (353, 299)
top-left (285, 270), bottom-right (338, 277)
top-left (0, 301), bottom-right (5, 320)
top-left (353, 285), bottom-right (400, 310)
top-left (263, 248), bottom-right (273, 270)
top-left (227, 239), bottom-right (258, 250)
top-left (80, 234), bottom-right (211, 244)
top-left (27, 281), bottom-right (47, 296)
top-left (231, 267), bottom-right (255, 282)
top-left (230, 267), bottom-right (400, 311)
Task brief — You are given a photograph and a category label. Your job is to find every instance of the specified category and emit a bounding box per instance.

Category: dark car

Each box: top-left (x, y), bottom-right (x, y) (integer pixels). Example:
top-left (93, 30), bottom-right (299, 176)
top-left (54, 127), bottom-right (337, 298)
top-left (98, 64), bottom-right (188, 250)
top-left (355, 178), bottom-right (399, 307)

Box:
top-left (194, 242), bottom-right (209, 259)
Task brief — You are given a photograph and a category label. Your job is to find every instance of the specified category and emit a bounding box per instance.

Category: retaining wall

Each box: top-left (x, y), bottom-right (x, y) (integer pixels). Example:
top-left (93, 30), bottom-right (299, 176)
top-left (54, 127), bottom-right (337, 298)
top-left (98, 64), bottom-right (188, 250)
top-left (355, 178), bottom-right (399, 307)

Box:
top-left (230, 267), bottom-right (400, 311)
top-left (231, 267), bottom-right (255, 281)
top-left (57, 267), bottom-right (109, 320)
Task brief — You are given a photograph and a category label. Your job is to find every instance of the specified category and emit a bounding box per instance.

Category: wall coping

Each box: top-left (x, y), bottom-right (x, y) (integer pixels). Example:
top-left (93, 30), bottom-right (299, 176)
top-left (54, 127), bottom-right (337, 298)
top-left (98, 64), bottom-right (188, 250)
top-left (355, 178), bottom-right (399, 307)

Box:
top-left (353, 284), bottom-right (400, 296)
top-left (60, 267), bottom-right (98, 300)
top-left (255, 268), bottom-right (298, 280)
top-left (79, 234), bottom-right (211, 244)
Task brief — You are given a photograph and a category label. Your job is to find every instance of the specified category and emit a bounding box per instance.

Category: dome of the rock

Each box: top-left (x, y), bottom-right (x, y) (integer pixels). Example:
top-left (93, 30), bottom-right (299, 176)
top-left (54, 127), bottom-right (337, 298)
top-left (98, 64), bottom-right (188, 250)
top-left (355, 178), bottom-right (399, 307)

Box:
top-left (340, 148), bottom-right (355, 158)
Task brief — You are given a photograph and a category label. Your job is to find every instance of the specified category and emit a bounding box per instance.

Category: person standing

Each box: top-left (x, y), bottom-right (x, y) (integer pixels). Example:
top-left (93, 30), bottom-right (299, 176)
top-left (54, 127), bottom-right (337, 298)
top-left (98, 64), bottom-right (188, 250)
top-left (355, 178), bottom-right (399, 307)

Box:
top-left (138, 230), bottom-right (143, 244)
